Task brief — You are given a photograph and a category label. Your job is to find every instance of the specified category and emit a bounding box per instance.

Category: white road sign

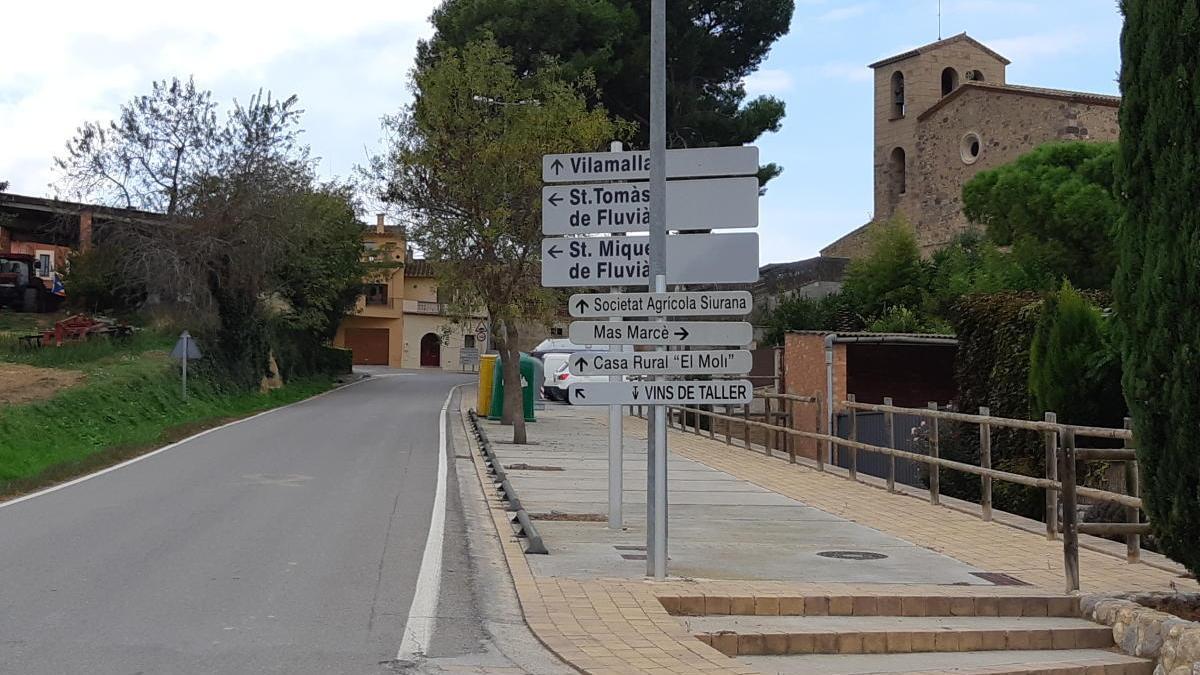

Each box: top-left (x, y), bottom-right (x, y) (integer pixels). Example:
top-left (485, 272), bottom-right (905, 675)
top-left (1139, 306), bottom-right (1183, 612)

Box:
top-left (568, 380), bottom-right (754, 406)
top-left (541, 233), bottom-right (758, 287)
top-left (541, 177), bottom-right (758, 235)
top-left (543, 146), bottom-right (759, 183)
top-left (568, 350), bottom-right (752, 376)
top-left (569, 291), bottom-right (752, 318)
top-left (569, 320), bottom-right (753, 347)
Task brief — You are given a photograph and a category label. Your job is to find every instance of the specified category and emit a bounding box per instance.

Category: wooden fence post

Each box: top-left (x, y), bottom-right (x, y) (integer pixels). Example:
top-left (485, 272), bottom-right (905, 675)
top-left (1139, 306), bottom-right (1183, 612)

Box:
top-left (1124, 417), bottom-right (1141, 563)
top-left (1045, 412), bottom-right (1059, 540)
top-left (765, 397), bottom-right (774, 456)
top-left (743, 403), bottom-right (751, 450)
top-left (980, 406), bottom-right (993, 522)
top-left (817, 398), bottom-right (826, 472)
top-left (883, 396), bottom-right (896, 492)
top-left (848, 394), bottom-right (858, 480)
top-left (725, 405), bottom-right (732, 445)
top-left (786, 398), bottom-right (795, 462)
top-left (1060, 427), bottom-right (1080, 592)
top-left (928, 402), bottom-right (940, 505)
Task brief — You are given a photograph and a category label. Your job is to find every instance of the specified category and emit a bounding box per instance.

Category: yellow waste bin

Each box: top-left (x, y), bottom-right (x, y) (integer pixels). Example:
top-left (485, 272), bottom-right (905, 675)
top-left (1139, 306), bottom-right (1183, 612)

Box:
top-left (477, 354), bottom-right (499, 416)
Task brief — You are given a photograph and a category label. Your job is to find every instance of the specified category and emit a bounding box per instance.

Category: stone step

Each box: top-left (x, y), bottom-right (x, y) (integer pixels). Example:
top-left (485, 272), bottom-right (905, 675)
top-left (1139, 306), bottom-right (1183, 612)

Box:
top-left (739, 649), bottom-right (1154, 675)
top-left (690, 615), bottom-right (1113, 656)
top-left (662, 593), bottom-right (1080, 618)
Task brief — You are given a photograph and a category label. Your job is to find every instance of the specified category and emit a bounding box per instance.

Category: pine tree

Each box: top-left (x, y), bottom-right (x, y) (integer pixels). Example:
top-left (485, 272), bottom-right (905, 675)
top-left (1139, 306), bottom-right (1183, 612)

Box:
top-left (1113, 0), bottom-right (1200, 575)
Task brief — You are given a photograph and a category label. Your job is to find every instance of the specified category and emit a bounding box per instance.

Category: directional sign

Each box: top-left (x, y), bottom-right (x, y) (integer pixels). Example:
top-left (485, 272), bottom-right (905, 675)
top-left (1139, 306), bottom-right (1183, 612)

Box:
top-left (541, 177), bottom-right (758, 235)
top-left (542, 233), bottom-right (758, 287)
top-left (568, 350), bottom-right (752, 376)
top-left (543, 146), bottom-right (759, 183)
top-left (569, 320), bottom-right (753, 347)
top-left (568, 380), bottom-right (754, 406)
top-left (569, 291), bottom-right (752, 318)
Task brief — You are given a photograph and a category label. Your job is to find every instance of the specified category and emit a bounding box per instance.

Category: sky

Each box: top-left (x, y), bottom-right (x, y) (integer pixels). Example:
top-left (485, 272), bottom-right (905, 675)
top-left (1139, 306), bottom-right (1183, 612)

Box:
top-left (0, 0), bottom-right (1124, 264)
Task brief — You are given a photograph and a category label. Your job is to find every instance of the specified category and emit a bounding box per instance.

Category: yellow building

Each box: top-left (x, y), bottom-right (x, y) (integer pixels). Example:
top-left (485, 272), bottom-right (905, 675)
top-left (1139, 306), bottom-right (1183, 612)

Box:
top-left (334, 216), bottom-right (487, 369)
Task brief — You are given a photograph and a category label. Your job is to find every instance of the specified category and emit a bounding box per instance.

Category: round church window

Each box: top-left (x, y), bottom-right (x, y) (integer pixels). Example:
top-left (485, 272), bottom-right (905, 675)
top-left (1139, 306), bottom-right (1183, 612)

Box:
top-left (961, 132), bottom-right (983, 165)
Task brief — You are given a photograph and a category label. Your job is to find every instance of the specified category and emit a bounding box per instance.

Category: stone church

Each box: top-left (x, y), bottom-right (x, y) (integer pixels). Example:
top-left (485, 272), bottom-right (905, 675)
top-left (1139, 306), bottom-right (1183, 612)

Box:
top-left (821, 33), bottom-right (1120, 258)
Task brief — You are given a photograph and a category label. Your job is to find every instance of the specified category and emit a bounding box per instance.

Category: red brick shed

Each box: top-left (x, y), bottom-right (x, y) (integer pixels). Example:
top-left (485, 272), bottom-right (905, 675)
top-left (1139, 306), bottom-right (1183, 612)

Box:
top-left (782, 331), bottom-right (958, 459)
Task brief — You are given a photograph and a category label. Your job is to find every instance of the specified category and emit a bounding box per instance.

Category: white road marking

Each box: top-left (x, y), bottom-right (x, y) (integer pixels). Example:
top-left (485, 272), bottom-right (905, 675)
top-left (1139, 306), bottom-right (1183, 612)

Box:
top-left (0, 377), bottom-right (372, 511)
top-left (395, 383), bottom-right (464, 661)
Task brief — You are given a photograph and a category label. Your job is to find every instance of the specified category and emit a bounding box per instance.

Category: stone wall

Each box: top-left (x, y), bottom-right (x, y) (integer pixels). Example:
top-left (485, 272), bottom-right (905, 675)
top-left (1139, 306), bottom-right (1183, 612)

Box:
top-left (909, 87), bottom-right (1119, 253)
top-left (1081, 593), bottom-right (1200, 674)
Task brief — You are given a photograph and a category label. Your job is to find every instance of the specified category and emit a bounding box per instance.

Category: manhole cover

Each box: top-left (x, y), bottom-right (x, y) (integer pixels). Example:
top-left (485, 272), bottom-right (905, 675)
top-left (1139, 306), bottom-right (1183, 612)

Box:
top-left (816, 550), bottom-right (888, 561)
top-left (507, 463), bottom-right (565, 471)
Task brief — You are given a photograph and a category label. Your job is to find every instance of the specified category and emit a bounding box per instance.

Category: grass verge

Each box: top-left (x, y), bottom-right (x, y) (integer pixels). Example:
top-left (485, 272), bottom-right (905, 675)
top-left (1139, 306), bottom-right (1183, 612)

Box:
top-left (0, 347), bottom-right (337, 500)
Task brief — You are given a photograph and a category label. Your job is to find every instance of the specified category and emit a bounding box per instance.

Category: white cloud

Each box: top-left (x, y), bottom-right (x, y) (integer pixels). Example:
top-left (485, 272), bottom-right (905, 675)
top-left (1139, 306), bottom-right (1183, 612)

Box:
top-left (984, 30), bottom-right (1089, 63)
top-left (817, 2), bottom-right (876, 22)
top-left (0, 0), bottom-right (440, 196)
top-left (744, 69), bottom-right (795, 97)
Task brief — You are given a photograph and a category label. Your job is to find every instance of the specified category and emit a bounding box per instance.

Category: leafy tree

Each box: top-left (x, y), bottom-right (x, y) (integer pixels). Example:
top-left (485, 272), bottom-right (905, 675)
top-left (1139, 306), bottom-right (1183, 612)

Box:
top-left (962, 142), bottom-right (1119, 290)
top-left (55, 77), bottom-right (217, 216)
top-left (1113, 0), bottom-right (1200, 576)
top-left (370, 39), bottom-right (620, 443)
top-left (420, 0), bottom-right (793, 183)
top-left (56, 84), bottom-right (365, 388)
top-left (867, 306), bottom-right (951, 335)
top-left (1028, 281), bottom-right (1123, 428)
top-left (924, 232), bottom-right (1054, 317)
top-left (841, 218), bottom-right (928, 321)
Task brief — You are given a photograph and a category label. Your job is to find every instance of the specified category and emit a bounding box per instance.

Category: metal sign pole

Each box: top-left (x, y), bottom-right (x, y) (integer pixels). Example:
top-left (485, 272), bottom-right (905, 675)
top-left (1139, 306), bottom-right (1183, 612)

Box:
top-left (647, 0), bottom-right (668, 580)
top-left (608, 140), bottom-right (625, 531)
top-left (181, 333), bottom-right (188, 401)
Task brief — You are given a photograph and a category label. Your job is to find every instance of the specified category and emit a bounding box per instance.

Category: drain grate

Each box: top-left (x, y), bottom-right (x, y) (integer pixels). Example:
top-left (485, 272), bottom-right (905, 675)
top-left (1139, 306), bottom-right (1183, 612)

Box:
top-left (614, 545), bottom-right (646, 551)
top-left (507, 463), bottom-right (565, 471)
top-left (971, 571), bottom-right (1031, 586)
top-left (621, 554), bottom-right (648, 561)
top-left (816, 550), bottom-right (888, 561)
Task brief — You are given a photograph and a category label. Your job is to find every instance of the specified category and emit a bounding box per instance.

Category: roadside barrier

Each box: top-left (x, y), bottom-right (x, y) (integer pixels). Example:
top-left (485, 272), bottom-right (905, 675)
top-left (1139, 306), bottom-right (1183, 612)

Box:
top-left (466, 410), bottom-right (548, 555)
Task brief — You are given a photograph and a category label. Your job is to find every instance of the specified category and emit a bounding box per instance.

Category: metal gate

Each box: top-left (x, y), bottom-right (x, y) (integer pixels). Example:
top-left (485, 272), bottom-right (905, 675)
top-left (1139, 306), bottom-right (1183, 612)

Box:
top-left (833, 411), bottom-right (927, 488)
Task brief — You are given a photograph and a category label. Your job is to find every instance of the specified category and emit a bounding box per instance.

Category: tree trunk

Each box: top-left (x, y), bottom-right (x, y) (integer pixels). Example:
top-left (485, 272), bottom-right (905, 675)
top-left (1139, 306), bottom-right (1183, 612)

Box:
top-left (500, 323), bottom-right (527, 444)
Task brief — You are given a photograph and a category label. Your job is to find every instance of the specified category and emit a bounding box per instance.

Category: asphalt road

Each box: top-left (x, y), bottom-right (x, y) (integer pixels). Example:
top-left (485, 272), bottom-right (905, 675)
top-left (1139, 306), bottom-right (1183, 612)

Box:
top-left (0, 369), bottom-right (476, 675)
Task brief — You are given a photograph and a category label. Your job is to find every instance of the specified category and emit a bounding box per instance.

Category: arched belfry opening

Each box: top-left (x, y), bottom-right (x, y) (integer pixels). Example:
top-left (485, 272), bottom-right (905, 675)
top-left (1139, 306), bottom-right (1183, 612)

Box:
top-left (891, 71), bottom-right (906, 118)
top-left (941, 67), bottom-right (959, 95)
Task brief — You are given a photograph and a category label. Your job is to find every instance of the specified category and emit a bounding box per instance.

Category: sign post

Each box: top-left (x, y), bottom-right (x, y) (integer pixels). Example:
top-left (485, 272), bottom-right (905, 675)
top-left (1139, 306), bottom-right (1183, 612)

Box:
top-left (648, 0), bottom-right (669, 578)
top-left (538, 4), bottom-right (762, 574)
top-left (170, 330), bottom-right (203, 401)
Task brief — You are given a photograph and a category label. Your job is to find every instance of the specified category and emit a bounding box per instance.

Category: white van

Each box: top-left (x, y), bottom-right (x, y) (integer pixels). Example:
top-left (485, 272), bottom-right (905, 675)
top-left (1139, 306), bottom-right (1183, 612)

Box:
top-left (530, 338), bottom-right (609, 402)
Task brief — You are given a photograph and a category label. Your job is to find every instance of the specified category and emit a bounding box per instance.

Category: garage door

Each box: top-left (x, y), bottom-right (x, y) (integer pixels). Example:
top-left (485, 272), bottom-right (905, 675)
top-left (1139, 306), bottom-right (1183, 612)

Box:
top-left (345, 328), bottom-right (390, 365)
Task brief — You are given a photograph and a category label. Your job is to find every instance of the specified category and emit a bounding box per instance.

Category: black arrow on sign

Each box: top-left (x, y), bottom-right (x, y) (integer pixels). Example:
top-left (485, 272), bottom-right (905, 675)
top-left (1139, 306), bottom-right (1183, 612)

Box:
top-left (575, 388), bottom-right (587, 400)
top-left (574, 357), bottom-right (587, 371)
top-left (547, 192), bottom-right (563, 207)
top-left (551, 159), bottom-right (564, 175)
top-left (547, 245), bottom-right (562, 259)
top-left (674, 326), bottom-right (690, 341)
top-left (574, 298), bottom-right (589, 313)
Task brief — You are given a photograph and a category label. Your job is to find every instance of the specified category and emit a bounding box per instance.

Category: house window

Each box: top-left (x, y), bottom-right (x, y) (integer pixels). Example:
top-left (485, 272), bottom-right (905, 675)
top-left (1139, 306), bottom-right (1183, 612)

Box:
top-left (550, 326), bottom-right (565, 337)
top-left (35, 252), bottom-right (53, 279)
top-left (941, 67), bottom-right (959, 95)
top-left (891, 71), bottom-right (906, 118)
top-left (890, 147), bottom-right (907, 196)
top-left (363, 283), bottom-right (388, 305)
top-left (464, 334), bottom-right (476, 349)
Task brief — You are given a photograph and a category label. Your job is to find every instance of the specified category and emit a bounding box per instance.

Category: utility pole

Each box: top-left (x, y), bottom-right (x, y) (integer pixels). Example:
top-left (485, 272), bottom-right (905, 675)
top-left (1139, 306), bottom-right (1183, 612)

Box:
top-left (647, 0), bottom-right (668, 580)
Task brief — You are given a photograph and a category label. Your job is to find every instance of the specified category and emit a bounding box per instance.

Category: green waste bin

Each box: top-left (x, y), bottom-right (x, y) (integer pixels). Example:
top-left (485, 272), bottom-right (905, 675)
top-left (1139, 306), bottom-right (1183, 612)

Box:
top-left (487, 352), bottom-right (541, 423)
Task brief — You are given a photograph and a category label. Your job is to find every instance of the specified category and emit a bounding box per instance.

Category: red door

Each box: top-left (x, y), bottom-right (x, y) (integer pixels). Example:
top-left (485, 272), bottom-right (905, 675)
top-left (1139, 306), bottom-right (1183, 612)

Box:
top-left (419, 333), bottom-right (441, 367)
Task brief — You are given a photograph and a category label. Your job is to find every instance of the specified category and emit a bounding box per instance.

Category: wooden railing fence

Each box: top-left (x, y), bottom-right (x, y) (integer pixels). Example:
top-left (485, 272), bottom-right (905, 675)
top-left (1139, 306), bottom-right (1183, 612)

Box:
top-left (633, 392), bottom-right (1148, 593)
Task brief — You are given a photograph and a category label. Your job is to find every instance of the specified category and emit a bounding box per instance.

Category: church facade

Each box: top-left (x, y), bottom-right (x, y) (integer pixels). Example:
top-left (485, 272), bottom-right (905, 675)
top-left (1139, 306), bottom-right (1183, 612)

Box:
top-left (821, 33), bottom-right (1120, 258)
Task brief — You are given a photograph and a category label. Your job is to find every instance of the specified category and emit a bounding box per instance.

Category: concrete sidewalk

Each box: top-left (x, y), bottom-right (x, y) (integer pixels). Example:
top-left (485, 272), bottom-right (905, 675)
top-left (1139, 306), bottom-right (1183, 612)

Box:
top-left (492, 405), bottom-right (989, 586)
top-left (461, 398), bottom-right (1195, 675)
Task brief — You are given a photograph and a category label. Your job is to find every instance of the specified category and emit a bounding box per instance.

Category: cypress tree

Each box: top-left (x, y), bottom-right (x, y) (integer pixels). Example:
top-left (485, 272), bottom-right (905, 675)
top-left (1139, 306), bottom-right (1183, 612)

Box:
top-left (1113, 0), bottom-right (1200, 575)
